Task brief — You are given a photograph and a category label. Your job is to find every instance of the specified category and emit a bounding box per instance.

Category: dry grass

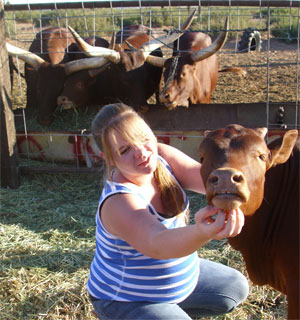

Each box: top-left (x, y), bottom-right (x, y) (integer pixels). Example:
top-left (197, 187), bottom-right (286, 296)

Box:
top-left (0, 174), bottom-right (287, 320)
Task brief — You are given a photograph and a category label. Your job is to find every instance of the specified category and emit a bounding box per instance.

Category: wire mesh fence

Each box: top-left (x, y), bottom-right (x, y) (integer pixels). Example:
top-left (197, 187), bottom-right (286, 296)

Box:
top-left (3, 0), bottom-right (300, 172)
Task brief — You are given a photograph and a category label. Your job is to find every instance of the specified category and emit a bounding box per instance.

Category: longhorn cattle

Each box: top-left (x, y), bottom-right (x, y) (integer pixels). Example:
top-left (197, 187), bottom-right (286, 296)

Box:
top-left (7, 27), bottom-right (110, 125)
top-left (143, 18), bottom-right (229, 109)
top-left (198, 124), bottom-right (299, 319)
top-left (7, 13), bottom-right (194, 125)
top-left (60, 11), bottom-right (196, 111)
top-left (57, 25), bottom-right (163, 111)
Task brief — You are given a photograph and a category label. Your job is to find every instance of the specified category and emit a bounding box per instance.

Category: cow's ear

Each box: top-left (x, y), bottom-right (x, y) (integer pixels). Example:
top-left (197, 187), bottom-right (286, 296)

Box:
top-left (255, 127), bottom-right (268, 139)
top-left (267, 130), bottom-right (298, 169)
top-left (204, 130), bottom-right (211, 137)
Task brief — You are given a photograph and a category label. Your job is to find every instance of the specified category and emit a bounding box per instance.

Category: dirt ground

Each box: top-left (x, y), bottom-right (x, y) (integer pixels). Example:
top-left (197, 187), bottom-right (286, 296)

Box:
top-left (213, 38), bottom-right (299, 104)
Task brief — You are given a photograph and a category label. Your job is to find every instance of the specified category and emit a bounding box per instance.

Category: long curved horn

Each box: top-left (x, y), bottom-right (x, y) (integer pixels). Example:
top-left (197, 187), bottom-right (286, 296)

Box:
top-left (64, 56), bottom-right (110, 75)
top-left (146, 55), bottom-right (166, 68)
top-left (68, 9), bottom-right (196, 64)
top-left (191, 17), bottom-right (229, 62)
top-left (140, 9), bottom-right (196, 57)
top-left (68, 26), bottom-right (121, 63)
top-left (109, 31), bottom-right (116, 50)
top-left (6, 42), bottom-right (45, 70)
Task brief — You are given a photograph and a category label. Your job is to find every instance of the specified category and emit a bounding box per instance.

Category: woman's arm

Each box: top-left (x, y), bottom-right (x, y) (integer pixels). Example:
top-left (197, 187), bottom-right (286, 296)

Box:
top-left (158, 142), bottom-right (206, 194)
top-left (101, 193), bottom-right (244, 260)
top-left (101, 194), bottom-right (244, 259)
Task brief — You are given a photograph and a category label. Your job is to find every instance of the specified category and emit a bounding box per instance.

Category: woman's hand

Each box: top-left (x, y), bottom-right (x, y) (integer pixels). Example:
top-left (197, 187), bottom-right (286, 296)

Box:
top-left (194, 206), bottom-right (245, 241)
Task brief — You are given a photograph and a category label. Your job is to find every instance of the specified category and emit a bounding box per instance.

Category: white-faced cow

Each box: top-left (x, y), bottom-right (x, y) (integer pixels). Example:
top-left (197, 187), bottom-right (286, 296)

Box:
top-left (198, 124), bottom-right (299, 319)
top-left (7, 28), bottom-right (110, 125)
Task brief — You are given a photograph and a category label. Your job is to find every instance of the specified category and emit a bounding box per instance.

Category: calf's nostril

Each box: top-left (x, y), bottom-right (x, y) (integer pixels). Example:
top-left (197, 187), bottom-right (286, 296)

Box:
top-left (232, 174), bottom-right (244, 183)
top-left (209, 175), bottom-right (219, 184)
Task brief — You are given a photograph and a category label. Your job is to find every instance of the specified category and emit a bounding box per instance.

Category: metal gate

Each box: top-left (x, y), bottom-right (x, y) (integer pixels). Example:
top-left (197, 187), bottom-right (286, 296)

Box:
top-left (2, 0), bottom-right (300, 178)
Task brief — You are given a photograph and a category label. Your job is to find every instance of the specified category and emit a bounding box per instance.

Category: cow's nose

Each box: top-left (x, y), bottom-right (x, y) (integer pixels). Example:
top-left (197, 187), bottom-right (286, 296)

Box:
top-left (159, 90), bottom-right (169, 102)
top-left (57, 96), bottom-right (67, 105)
top-left (163, 93), bottom-right (170, 100)
top-left (208, 168), bottom-right (245, 186)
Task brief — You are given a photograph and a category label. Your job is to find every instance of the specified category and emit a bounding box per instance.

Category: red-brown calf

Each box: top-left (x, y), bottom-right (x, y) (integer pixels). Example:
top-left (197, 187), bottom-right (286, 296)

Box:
top-left (198, 124), bottom-right (299, 319)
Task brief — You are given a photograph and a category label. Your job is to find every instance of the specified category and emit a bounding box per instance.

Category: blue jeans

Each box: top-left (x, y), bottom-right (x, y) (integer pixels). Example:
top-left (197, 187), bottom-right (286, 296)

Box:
top-left (90, 258), bottom-right (249, 320)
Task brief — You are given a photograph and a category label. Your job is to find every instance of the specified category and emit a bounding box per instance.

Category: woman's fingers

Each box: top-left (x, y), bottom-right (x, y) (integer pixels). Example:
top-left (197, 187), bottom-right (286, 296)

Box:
top-left (195, 206), bottom-right (245, 240)
top-left (214, 208), bottom-right (245, 239)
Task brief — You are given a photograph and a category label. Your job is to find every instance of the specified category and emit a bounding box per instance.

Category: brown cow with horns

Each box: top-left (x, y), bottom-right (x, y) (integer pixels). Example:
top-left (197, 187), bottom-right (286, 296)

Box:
top-left (198, 124), bottom-right (299, 319)
top-left (153, 17), bottom-right (229, 109)
top-left (57, 24), bottom-right (164, 111)
top-left (71, 15), bottom-right (236, 110)
top-left (6, 12), bottom-right (195, 125)
top-left (6, 27), bottom-right (110, 125)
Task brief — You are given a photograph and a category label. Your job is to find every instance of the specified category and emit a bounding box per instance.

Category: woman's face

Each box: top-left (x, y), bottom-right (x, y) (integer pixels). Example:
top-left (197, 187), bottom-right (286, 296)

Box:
top-left (108, 128), bottom-right (158, 182)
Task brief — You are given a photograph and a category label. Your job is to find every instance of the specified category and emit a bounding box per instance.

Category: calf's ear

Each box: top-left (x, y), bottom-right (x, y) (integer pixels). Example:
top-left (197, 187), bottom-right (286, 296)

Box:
top-left (267, 130), bottom-right (298, 169)
top-left (204, 130), bottom-right (211, 137)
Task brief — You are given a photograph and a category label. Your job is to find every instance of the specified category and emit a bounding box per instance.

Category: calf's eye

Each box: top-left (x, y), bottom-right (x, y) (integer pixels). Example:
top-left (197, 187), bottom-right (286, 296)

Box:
top-left (259, 154), bottom-right (267, 161)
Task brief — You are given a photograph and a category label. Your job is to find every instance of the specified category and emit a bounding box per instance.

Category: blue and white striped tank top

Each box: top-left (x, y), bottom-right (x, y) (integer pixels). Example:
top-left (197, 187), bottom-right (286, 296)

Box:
top-left (87, 156), bottom-right (199, 303)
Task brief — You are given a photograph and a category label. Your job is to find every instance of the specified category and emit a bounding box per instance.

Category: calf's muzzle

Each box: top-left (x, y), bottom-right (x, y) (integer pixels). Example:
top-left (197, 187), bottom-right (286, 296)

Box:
top-left (206, 167), bottom-right (250, 212)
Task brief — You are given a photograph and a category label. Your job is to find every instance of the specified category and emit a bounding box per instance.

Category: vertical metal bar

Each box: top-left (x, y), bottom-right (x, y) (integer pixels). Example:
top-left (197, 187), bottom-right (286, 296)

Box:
top-left (266, 6), bottom-right (271, 135)
top-left (74, 134), bottom-right (80, 169)
top-left (110, 0), bottom-right (116, 34)
top-left (93, 8), bottom-right (96, 41)
top-left (81, 1), bottom-right (89, 37)
top-left (198, 0), bottom-right (202, 30)
top-left (54, 0), bottom-right (61, 31)
top-left (65, 10), bottom-right (69, 53)
top-left (235, 6), bottom-right (239, 53)
top-left (27, 1), bottom-right (36, 38)
top-left (138, 0), bottom-right (144, 26)
top-left (168, 0), bottom-right (173, 25)
top-left (39, 10), bottom-right (42, 54)
top-left (296, 6), bottom-right (299, 128)
top-left (50, 133), bottom-right (54, 165)
top-left (259, 0), bottom-right (262, 29)
top-left (208, 2), bottom-right (210, 31)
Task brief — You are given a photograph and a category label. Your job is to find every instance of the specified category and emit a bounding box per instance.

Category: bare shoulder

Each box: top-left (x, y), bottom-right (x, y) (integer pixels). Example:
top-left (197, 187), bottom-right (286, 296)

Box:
top-left (158, 143), bottom-right (200, 172)
top-left (157, 143), bottom-right (205, 193)
top-left (158, 143), bottom-right (189, 164)
top-left (100, 192), bottom-right (166, 251)
top-left (101, 192), bottom-right (150, 235)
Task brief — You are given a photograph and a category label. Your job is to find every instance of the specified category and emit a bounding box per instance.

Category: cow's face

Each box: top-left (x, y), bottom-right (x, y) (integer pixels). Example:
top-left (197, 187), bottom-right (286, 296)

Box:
top-left (198, 124), bottom-right (298, 215)
top-left (159, 56), bottom-right (195, 110)
top-left (58, 70), bottom-right (98, 110)
top-left (36, 63), bottom-right (67, 125)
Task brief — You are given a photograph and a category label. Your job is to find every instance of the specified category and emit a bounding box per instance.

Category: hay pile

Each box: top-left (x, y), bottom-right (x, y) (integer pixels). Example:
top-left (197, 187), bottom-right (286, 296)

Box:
top-left (1, 174), bottom-right (287, 319)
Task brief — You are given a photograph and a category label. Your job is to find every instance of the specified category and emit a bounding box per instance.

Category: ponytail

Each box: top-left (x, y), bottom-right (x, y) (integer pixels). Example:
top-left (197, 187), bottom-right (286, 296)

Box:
top-left (154, 160), bottom-right (188, 218)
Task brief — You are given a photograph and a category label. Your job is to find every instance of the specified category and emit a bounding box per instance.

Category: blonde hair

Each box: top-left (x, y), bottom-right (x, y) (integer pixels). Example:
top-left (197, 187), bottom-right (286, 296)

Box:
top-left (91, 103), bottom-right (186, 217)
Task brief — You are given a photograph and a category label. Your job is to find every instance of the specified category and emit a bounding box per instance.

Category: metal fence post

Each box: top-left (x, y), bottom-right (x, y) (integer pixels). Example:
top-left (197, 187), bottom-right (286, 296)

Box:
top-left (0, 1), bottom-right (20, 188)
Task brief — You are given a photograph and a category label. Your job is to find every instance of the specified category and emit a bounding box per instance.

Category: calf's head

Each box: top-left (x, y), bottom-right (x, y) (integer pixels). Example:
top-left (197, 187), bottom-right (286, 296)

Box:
top-left (198, 124), bottom-right (298, 215)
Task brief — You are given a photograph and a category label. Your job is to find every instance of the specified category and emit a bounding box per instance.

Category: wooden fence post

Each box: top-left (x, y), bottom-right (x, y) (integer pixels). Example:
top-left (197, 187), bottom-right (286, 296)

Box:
top-left (0, 2), bottom-right (20, 188)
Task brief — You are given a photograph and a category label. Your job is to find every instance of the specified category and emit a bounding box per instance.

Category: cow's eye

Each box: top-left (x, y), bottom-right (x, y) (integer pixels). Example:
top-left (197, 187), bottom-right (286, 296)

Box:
top-left (199, 156), bottom-right (204, 164)
top-left (259, 154), bottom-right (267, 161)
